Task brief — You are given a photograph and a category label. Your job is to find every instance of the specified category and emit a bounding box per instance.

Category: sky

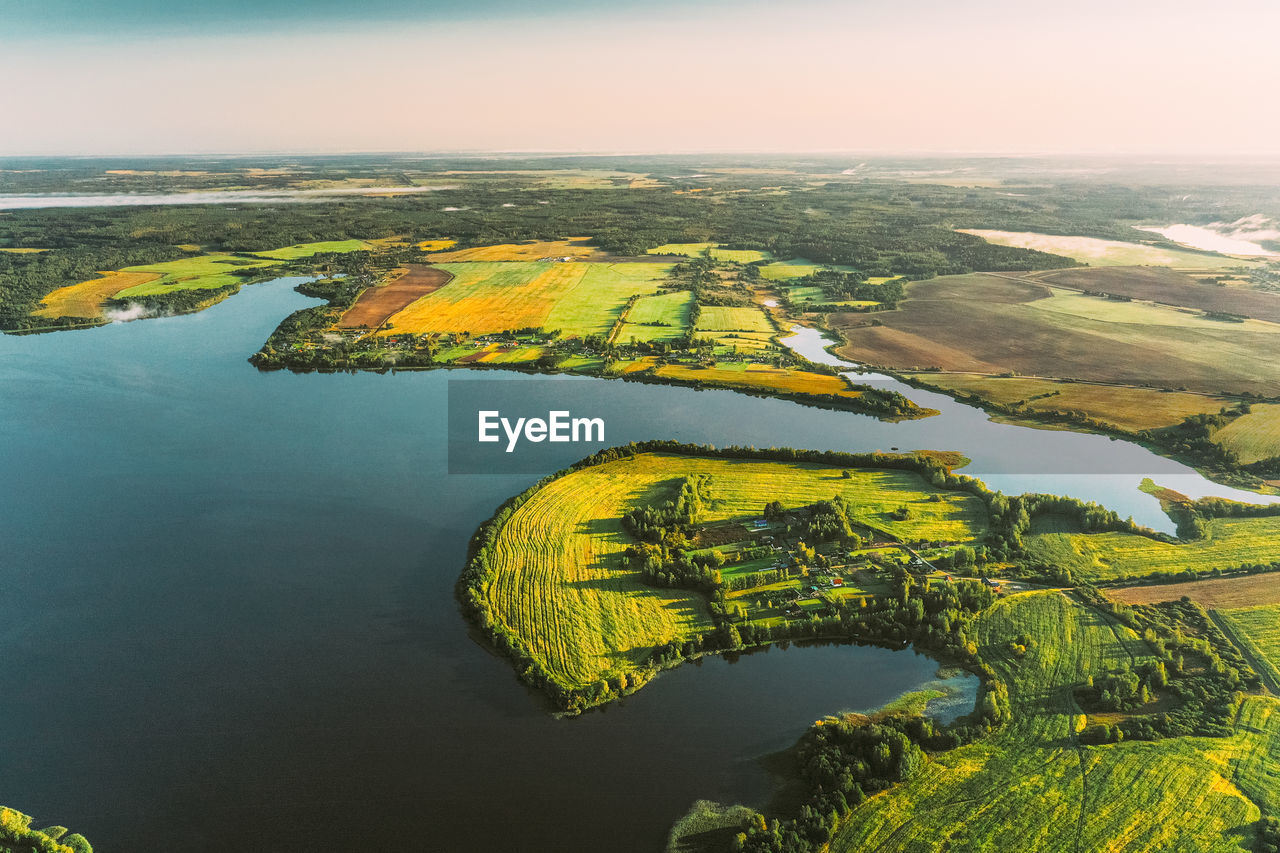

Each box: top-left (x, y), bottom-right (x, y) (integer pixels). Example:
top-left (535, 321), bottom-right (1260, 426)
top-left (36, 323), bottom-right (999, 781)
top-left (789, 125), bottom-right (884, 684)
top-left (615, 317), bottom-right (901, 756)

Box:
top-left (1, 0), bottom-right (1278, 157)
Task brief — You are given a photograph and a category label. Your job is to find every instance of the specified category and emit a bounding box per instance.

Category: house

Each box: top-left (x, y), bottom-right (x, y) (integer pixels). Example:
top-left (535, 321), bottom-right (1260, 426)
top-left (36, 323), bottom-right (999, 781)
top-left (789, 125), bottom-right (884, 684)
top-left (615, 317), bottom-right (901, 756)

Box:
top-left (831, 577), bottom-right (844, 587)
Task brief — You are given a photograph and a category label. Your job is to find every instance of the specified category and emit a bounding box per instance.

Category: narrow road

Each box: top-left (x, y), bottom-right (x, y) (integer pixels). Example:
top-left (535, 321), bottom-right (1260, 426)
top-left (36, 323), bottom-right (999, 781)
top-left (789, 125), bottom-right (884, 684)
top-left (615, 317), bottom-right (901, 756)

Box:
top-left (1206, 609), bottom-right (1280, 696)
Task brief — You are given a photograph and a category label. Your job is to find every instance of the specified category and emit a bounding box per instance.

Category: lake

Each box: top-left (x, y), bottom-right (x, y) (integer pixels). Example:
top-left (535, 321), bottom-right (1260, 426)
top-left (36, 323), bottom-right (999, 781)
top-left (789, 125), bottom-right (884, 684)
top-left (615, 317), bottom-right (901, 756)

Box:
top-left (0, 279), bottom-right (1269, 851)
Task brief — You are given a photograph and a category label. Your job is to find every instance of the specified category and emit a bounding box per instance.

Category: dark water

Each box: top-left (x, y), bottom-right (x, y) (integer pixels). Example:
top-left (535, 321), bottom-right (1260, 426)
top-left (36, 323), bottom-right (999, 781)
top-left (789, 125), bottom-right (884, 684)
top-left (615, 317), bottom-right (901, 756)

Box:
top-left (0, 278), bottom-right (1261, 852)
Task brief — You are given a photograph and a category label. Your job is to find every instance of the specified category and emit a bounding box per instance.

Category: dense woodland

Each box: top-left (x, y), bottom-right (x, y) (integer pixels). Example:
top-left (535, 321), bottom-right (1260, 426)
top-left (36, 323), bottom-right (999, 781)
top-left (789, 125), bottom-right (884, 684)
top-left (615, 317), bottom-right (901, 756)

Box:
top-left (9, 155), bottom-right (1260, 330)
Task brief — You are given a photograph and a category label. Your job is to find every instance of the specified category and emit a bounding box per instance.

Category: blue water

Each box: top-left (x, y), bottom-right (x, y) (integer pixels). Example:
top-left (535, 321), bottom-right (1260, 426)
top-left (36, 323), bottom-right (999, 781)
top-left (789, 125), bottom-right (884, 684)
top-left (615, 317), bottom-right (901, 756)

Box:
top-left (2, 279), bottom-right (1270, 851)
top-left (0, 279), bottom-right (975, 853)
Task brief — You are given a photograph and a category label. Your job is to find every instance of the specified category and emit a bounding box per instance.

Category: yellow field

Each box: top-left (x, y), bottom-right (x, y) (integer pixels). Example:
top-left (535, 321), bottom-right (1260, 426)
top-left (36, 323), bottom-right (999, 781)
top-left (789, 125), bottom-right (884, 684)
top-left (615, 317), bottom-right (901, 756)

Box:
top-left (695, 305), bottom-right (774, 332)
top-left (35, 270), bottom-right (161, 319)
top-left (1025, 514), bottom-right (1280, 582)
top-left (415, 239), bottom-right (457, 251)
top-left (909, 373), bottom-right (1233, 432)
top-left (831, 590), bottom-right (1279, 852)
top-left (646, 243), bottom-right (770, 263)
top-left (426, 238), bottom-right (600, 262)
top-left (384, 262), bottom-right (586, 334)
top-left (0, 247), bottom-right (47, 253)
top-left (654, 364), bottom-right (863, 398)
top-left (1213, 404), bottom-right (1280, 464)
top-left (483, 453), bottom-right (986, 690)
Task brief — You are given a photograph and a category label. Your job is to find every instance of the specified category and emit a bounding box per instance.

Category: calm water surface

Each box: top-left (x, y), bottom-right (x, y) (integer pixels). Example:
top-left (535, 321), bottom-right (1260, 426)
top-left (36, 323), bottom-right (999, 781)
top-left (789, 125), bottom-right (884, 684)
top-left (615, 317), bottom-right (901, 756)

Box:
top-left (0, 279), bottom-right (1267, 851)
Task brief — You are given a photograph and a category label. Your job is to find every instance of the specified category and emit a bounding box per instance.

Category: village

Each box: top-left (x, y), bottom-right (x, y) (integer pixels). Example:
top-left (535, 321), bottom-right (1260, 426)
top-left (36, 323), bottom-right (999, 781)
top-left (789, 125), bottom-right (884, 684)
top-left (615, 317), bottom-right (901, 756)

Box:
top-left (681, 504), bottom-right (1004, 625)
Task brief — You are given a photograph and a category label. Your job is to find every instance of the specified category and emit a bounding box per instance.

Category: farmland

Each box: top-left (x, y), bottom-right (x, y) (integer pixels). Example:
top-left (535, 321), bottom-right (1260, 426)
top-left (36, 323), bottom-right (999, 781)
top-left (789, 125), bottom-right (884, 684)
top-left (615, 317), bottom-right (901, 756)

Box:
top-left (113, 254), bottom-right (279, 297)
top-left (958, 229), bottom-right (1250, 269)
top-left (907, 373), bottom-right (1233, 432)
top-left (382, 261), bottom-right (669, 337)
top-left (1218, 605), bottom-right (1280, 689)
top-left (251, 239), bottom-right (372, 259)
top-left (652, 365), bottom-right (865, 400)
top-left (617, 291), bottom-right (693, 343)
top-left (426, 238), bottom-right (604, 262)
top-left (337, 264), bottom-right (452, 329)
top-left (544, 263), bottom-right (671, 336)
top-left (825, 590), bottom-right (1279, 853)
top-left (694, 305), bottom-right (774, 333)
top-left (470, 451), bottom-right (986, 694)
top-left (1024, 513), bottom-right (1280, 583)
top-left (1109, 575), bottom-right (1280, 609)
top-left (1037, 266), bottom-right (1280, 324)
top-left (647, 243), bottom-right (771, 263)
top-left (35, 270), bottom-right (160, 319)
top-left (1212, 404), bottom-right (1280, 464)
top-left (832, 272), bottom-right (1280, 396)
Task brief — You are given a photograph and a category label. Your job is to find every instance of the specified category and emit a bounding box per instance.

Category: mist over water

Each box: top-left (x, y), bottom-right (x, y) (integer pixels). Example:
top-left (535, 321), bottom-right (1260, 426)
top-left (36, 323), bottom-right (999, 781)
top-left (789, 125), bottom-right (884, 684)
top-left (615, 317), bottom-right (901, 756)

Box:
top-left (1137, 216), bottom-right (1280, 257)
top-left (0, 186), bottom-right (451, 210)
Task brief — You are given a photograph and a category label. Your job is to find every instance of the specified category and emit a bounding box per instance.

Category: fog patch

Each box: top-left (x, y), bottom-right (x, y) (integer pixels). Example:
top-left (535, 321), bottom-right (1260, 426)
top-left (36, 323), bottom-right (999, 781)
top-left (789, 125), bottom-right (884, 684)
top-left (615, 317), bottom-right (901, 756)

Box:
top-left (105, 303), bottom-right (162, 323)
top-left (1137, 214), bottom-right (1280, 257)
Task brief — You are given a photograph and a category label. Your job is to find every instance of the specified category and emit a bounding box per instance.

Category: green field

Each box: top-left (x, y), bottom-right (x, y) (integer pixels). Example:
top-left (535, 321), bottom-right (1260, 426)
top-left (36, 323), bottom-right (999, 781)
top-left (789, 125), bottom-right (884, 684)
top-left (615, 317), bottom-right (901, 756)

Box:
top-left (1025, 514), bottom-right (1280, 583)
top-left (1034, 287), bottom-right (1280, 333)
top-left (1219, 605), bottom-right (1280, 689)
top-left (761, 258), bottom-right (826, 281)
top-left (478, 452), bottom-right (987, 692)
top-left (695, 305), bottom-right (774, 333)
top-left (618, 290), bottom-right (694, 342)
top-left (829, 590), bottom-right (1278, 852)
top-left (783, 284), bottom-right (826, 305)
top-left (1212, 404), bottom-right (1280, 464)
top-left (544, 262), bottom-right (670, 336)
top-left (113, 254), bottom-right (279, 297)
top-left (647, 243), bottom-right (771, 263)
top-left (384, 261), bottom-right (669, 338)
top-left (251, 239), bottom-right (371, 259)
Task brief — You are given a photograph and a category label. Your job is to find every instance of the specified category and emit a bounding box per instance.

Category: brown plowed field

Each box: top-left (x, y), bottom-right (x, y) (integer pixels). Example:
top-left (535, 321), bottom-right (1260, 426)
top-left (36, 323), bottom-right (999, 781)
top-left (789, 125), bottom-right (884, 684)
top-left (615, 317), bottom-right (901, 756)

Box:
top-left (830, 272), bottom-right (1280, 395)
top-left (338, 265), bottom-right (452, 329)
top-left (1107, 574), bottom-right (1280, 609)
top-left (1039, 266), bottom-right (1280, 323)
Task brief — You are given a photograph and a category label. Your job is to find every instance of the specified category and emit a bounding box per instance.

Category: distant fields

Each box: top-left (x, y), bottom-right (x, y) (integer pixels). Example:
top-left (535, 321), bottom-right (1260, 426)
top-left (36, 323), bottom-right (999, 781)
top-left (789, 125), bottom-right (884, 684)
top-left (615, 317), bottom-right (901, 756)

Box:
top-left (760, 258), bottom-right (825, 280)
top-left (959, 229), bottom-right (1249, 269)
top-left (415, 238), bottom-right (457, 251)
top-left (908, 373), bottom-right (1233, 433)
top-left (646, 243), bottom-right (771, 263)
top-left (832, 272), bottom-right (1280, 396)
top-left (251, 239), bottom-right (371, 259)
top-left (429, 238), bottom-right (602, 262)
top-left (1024, 514), bottom-right (1280, 582)
top-left (1212, 404), bottom-right (1280, 464)
top-left (829, 590), bottom-right (1278, 852)
top-left (1038, 267), bottom-right (1280, 325)
top-left (480, 452), bottom-right (986, 691)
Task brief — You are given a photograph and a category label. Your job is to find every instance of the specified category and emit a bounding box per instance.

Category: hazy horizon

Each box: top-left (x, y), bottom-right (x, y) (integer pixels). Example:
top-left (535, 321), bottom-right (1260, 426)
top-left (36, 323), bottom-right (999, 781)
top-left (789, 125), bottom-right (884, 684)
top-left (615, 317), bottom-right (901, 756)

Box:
top-left (3, 0), bottom-right (1278, 157)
